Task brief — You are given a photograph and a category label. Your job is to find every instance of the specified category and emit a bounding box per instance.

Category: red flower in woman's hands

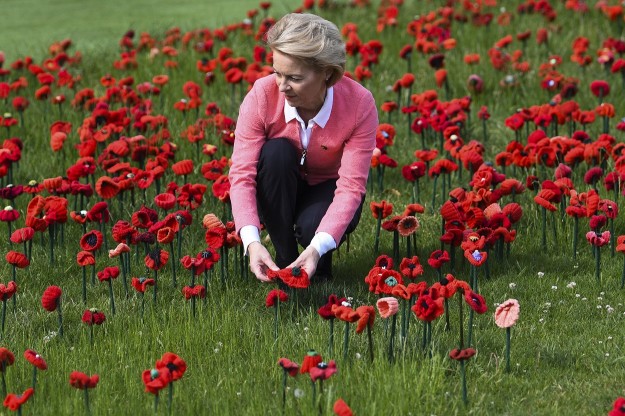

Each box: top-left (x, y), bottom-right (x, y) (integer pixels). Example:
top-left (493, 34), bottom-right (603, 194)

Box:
top-left (267, 266), bottom-right (310, 289)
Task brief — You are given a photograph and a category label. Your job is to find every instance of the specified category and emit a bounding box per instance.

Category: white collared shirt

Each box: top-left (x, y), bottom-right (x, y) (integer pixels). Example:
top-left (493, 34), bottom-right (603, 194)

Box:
top-left (240, 87), bottom-right (337, 258)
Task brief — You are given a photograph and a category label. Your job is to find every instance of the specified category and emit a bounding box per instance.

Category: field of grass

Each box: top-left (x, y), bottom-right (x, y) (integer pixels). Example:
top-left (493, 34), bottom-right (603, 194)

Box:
top-left (0, 0), bottom-right (624, 415)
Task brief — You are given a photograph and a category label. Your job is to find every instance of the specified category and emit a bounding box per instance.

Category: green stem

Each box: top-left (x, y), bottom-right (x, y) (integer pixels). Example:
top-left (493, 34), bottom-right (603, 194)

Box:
top-left (57, 300), bottom-right (64, 337)
top-left (168, 382), bottom-right (173, 415)
top-left (595, 245), bottom-right (601, 286)
top-left (373, 212), bottom-right (382, 254)
top-left (282, 370), bottom-right (287, 410)
top-left (1, 299), bottom-right (5, 336)
top-left (573, 216), bottom-right (578, 261)
top-left (108, 279), bottom-right (116, 315)
top-left (388, 314), bottom-right (397, 363)
top-left (506, 327), bottom-right (511, 373)
top-left (458, 291), bottom-right (464, 349)
top-left (328, 319), bottom-right (334, 357)
top-left (367, 323), bottom-right (374, 363)
top-left (541, 207), bottom-right (547, 250)
top-left (82, 267), bottom-right (87, 304)
top-left (84, 388), bottom-right (91, 416)
top-left (273, 302), bottom-right (279, 342)
top-left (460, 359), bottom-right (468, 404)
top-left (343, 321), bottom-right (350, 361)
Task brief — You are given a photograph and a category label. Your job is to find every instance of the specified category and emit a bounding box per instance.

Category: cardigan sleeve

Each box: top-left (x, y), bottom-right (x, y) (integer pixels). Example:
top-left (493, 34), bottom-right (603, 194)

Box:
top-left (229, 84), bottom-right (266, 235)
top-left (316, 88), bottom-right (378, 243)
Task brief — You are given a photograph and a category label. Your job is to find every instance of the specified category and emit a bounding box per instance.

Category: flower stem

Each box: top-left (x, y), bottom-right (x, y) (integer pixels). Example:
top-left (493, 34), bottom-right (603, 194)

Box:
top-left (32, 366), bottom-right (37, 390)
top-left (0, 299), bottom-right (5, 337)
top-left (595, 245), bottom-right (601, 286)
top-left (168, 382), bottom-right (173, 415)
top-left (57, 300), bottom-right (64, 337)
top-left (154, 392), bottom-right (159, 415)
top-left (328, 319), bottom-right (334, 357)
top-left (84, 388), bottom-right (91, 416)
top-left (541, 207), bottom-right (547, 250)
top-left (343, 321), bottom-right (350, 361)
top-left (169, 241), bottom-right (177, 288)
top-left (108, 279), bottom-right (116, 315)
top-left (281, 370), bottom-right (287, 410)
top-left (273, 302), bottom-right (279, 342)
top-left (460, 359), bottom-right (468, 404)
top-left (82, 267), bottom-right (87, 304)
top-left (388, 314), bottom-right (397, 363)
top-left (506, 327), bottom-right (511, 373)
top-left (153, 269), bottom-right (158, 304)
top-left (373, 212), bottom-right (382, 254)
top-left (573, 216), bottom-right (578, 261)
top-left (367, 323), bottom-right (374, 363)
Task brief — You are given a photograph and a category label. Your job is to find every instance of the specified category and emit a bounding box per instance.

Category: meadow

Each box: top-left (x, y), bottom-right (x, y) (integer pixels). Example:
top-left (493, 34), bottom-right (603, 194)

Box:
top-left (0, 0), bottom-right (624, 415)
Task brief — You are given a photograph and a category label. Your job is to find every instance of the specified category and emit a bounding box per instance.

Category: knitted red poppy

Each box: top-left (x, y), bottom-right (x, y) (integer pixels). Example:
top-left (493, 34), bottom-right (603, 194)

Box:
top-left (23, 349), bottom-right (47, 370)
top-left (300, 350), bottom-right (322, 374)
top-left (265, 289), bottom-right (288, 307)
top-left (97, 266), bottom-right (120, 282)
top-left (80, 230), bottom-right (103, 252)
top-left (69, 371), bottom-right (99, 389)
top-left (156, 352), bottom-right (187, 381)
top-left (182, 285), bottom-right (206, 299)
top-left (131, 277), bottom-right (155, 293)
top-left (3, 388), bottom-right (34, 411)
top-left (0, 282), bottom-right (17, 301)
top-left (142, 368), bottom-right (172, 394)
top-left (449, 348), bottom-right (477, 361)
top-left (278, 358), bottom-right (299, 377)
top-left (41, 286), bottom-right (62, 312)
top-left (5, 251), bottom-right (29, 268)
top-left (267, 266), bottom-right (310, 289)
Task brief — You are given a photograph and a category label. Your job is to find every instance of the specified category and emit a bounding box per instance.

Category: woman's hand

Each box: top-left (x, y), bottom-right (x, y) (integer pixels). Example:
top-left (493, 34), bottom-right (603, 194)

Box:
top-left (288, 246), bottom-right (321, 278)
top-left (247, 242), bottom-right (279, 282)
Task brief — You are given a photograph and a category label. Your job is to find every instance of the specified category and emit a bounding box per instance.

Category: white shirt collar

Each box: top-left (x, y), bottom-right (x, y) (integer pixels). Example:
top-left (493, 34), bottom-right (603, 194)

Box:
top-left (284, 86), bottom-right (333, 128)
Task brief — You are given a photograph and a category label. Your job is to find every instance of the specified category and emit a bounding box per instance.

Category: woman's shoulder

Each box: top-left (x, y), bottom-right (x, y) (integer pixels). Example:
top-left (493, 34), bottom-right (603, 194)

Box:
top-left (334, 76), bottom-right (373, 100)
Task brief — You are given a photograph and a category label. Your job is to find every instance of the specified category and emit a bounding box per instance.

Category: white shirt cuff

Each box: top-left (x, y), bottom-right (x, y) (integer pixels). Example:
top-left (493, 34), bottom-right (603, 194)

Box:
top-left (309, 232), bottom-right (337, 257)
top-left (240, 225), bottom-right (261, 255)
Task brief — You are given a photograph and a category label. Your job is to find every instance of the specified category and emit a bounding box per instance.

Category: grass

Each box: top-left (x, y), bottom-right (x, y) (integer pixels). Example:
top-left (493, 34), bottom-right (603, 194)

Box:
top-left (0, 0), bottom-right (624, 415)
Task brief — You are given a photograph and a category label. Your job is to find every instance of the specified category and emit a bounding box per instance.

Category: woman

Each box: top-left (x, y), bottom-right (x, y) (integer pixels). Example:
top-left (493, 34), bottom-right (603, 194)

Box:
top-left (229, 13), bottom-right (378, 282)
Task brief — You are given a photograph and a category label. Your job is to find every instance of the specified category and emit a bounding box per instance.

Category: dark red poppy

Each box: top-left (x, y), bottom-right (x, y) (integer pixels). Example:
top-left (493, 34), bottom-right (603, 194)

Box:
top-left (69, 371), bottom-right (99, 389)
top-left (41, 285), bottom-right (62, 312)
top-left (590, 80), bottom-right (610, 98)
top-left (609, 397), bottom-right (625, 416)
top-left (0, 348), bottom-right (14, 371)
top-left (80, 230), bottom-right (103, 252)
top-left (154, 193), bottom-right (176, 211)
top-left (82, 309), bottom-right (106, 325)
top-left (449, 348), bottom-right (477, 361)
top-left (317, 294), bottom-right (347, 320)
top-left (3, 388), bottom-right (34, 411)
top-left (131, 276), bottom-right (155, 293)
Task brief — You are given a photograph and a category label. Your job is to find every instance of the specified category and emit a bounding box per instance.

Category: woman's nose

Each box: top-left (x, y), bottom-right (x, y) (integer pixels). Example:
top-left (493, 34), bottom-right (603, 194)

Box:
top-left (278, 79), bottom-right (290, 92)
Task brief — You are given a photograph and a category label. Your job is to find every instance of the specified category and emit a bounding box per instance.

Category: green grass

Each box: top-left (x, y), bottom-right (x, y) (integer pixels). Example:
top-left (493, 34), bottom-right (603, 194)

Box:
top-left (0, 0), bottom-right (624, 415)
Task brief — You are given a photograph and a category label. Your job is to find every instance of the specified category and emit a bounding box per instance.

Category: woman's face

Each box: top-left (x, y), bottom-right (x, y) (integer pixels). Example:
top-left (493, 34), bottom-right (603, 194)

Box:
top-left (272, 50), bottom-right (329, 114)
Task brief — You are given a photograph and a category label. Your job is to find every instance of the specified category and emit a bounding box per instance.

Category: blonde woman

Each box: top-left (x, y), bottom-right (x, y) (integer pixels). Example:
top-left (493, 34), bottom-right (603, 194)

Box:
top-left (230, 13), bottom-right (378, 282)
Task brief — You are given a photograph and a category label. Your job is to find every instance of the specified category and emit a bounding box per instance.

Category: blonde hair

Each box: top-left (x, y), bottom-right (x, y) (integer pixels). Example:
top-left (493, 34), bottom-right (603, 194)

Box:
top-left (266, 13), bottom-right (345, 86)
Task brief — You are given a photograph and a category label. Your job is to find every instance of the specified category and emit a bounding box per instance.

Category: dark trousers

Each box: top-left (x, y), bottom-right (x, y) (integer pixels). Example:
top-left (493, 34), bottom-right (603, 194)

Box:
top-left (256, 138), bottom-right (364, 274)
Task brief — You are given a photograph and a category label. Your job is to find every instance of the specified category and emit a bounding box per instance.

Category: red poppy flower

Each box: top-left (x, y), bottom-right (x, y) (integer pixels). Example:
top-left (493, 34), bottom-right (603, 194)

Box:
top-left (81, 309), bottom-right (106, 325)
top-left (586, 231), bottom-right (610, 247)
top-left (156, 227), bottom-right (176, 245)
top-left (265, 289), bottom-right (288, 307)
top-left (369, 200), bottom-right (393, 219)
top-left (399, 256), bottom-right (424, 279)
top-left (411, 294), bottom-right (444, 322)
top-left (317, 294), bottom-right (347, 320)
top-left (144, 248), bottom-right (169, 271)
top-left (95, 176), bottom-right (120, 199)
top-left (9, 227), bottom-right (34, 244)
top-left (309, 360), bottom-right (337, 382)
top-left (355, 305), bottom-right (375, 333)
top-left (300, 350), bottom-right (322, 374)
top-left (156, 352), bottom-right (187, 381)
top-left (464, 249), bottom-right (488, 267)
top-left (171, 159), bottom-right (194, 176)
top-left (0, 282), bottom-right (17, 301)
top-left (374, 255), bottom-right (393, 269)
top-left (0, 348), bottom-right (14, 371)
top-left (464, 290), bottom-right (488, 313)
top-left (449, 348), bottom-right (477, 361)
top-left (590, 80), bottom-right (610, 98)
top-left (142, 368), bottom-right (172, 394)
top-left (3, 388), bottom-right (34, 411)
top-left (41, 285), bottom-right (62, 312)
top-left (278, 358), bottom-right (299, 377)
top-left (331, 304), bottom-right (360, 323)
top-left (96, 266), bottom-right (119, 282)
top-left (23, 349), bottom-right (47, 370)
top-left (333, 398), bottom-right (353, 416)
top-left (5, 251), bottom-right (28, 268)
top-left (131, 277), bottom-right (155, 293)
top-left (609, 397), bottom-right (625, 416)
top-left (0, 206), bottom-right (19, 223)
top-left (397, 215), bottom-right (419, 237)
top-left (182, 285), bottom-right (206, 299)
top-left (427, 250), bottom-right (450, 269)
top-left (69, 371), bottom-right (99, 389)
top-left (80, 230), bottom-right (103, 252)
top-left (266, 266), bottom-right (310, 289)
top-left (154, 193), bottom-right (176, 211)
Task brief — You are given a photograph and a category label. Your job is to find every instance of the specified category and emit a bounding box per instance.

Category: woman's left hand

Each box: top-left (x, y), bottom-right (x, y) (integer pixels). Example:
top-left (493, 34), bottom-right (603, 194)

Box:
top-left (288, 246), bottom-right (321, 278)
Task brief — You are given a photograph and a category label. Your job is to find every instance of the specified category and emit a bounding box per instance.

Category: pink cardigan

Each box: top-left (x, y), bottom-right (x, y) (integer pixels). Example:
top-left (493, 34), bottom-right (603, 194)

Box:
top-left (229, 74), bottom-right (378, 244)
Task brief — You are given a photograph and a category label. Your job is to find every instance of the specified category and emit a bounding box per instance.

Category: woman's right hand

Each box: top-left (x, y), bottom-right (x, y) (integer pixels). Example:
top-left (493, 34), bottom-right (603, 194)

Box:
top-left (247, 242), bottom-right (280, 282)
